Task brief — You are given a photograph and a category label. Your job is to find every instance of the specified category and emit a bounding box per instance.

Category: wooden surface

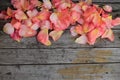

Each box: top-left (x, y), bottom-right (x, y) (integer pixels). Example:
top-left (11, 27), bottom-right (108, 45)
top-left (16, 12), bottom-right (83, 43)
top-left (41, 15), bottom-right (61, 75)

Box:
top-left (0, 0), bottom-right (120, 80)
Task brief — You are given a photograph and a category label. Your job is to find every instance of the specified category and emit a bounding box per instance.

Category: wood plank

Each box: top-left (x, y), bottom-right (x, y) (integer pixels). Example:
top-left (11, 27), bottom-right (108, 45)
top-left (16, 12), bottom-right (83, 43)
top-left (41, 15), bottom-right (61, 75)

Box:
top-left (0, 48), bottom-right (120, 64)
top-left (0, 30), bottom-right (120, 48)
top-left (0, 64), bottom-right (119, 80)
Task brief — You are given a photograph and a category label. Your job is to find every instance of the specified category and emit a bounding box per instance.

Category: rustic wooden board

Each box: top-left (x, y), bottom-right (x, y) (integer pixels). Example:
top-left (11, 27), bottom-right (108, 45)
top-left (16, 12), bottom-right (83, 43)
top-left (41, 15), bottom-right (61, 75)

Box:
top-left (0, 48), bottom-right (120, 64)
top-left (0, 30), bottom-right (120, 48)
top-left (0, 64), bottom-right (120, 80)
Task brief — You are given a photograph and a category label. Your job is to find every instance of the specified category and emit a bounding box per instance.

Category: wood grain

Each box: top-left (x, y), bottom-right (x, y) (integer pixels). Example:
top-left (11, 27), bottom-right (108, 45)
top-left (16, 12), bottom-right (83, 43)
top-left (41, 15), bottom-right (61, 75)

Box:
top-left (0, 48), bottom-right (120, 64)
top-left (0, 64), bottom-right (119, 80)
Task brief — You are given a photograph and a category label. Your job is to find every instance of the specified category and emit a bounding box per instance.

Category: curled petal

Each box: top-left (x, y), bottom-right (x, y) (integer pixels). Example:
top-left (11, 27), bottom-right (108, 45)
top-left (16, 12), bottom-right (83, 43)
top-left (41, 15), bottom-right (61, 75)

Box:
top-left (70, 26), bottom-right (78, 36)
top-left (13, 22), bottom-right (21, 29)
top-left (75, 25), bottom-right (83, 35)
top-left (7, 7), bottom-right (13, 17)
top-left (3, 23), bottom-right (14, 35)
top-left (37, 28), bottom-right (51, 46)
top-left (43, 0), bottom-right (52, 9)
top-left (49, 30), bottom-right (63, 41)
top-left (75, 34), bottom-right (88, 44)
top-left (87, 29), bottom-right (100, 45)
top-left (112, 18), bottom-right (120, 26)
top-left (27, 9), bottom-right (38, 18)
top-left (103, 5), bottom-right (112, 12)
top-left (31, 22), bottom-right (40, 30)
top-left (15, 10), bottom-right (27, 20)
top-left (101, 29), bottom-right (114, 41)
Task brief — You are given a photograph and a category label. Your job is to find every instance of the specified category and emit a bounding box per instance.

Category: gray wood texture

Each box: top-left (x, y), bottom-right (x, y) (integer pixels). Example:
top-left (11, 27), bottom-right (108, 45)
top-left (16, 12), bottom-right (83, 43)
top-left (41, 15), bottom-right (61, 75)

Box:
top-left (0, 64), bottom-right (120, 80)
top-left (0, 0), bottom-right (120, 80)
top-left (0, 48), bottom-right (120, 64)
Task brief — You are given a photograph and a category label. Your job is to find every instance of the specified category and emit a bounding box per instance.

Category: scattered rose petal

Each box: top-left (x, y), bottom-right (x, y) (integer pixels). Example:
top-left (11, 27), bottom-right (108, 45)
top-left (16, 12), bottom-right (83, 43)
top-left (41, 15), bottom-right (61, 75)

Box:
top-left (3, 23), bottom-right (14, 35)
top-left (75, 34), bottom-right (88, 44)
top-left (49, 30), bottom-right (63, 41)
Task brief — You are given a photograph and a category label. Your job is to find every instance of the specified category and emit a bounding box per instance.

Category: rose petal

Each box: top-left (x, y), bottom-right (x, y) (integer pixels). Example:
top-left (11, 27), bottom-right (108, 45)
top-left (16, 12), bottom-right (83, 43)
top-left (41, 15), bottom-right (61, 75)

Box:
top-left (112, 18), bottom-right (120, 26)
top-left (3, 23), bottom-right (14, 35)
top-left (75, 34), bottom-right (88, 44)
top-left (15, 10), bottom-right (27, 20)
top-left (37, 28), bottom-right (51, 46)
top-left (103, 5), bottom-right (112, 12)
top-left (101, 29), bottom-right (114, 41)
top-left (49, 30), bottom-right (63, 41)
top-left (87, 28), bottom-right (100, 45)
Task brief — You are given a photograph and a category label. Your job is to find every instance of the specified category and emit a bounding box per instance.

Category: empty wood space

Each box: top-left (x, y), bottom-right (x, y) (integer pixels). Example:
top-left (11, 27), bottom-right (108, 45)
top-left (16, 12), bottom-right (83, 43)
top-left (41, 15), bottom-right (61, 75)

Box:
top-left (0, 0), bottom-right (120, 80)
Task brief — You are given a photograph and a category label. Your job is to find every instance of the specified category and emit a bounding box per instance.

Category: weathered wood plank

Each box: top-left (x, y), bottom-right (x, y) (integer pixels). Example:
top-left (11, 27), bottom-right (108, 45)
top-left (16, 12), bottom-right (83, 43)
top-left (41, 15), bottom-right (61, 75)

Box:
top-left (0, 30), bottom-right (120, 48)
top-left (0, 48), bottom-right (120, 64)
top-left (0, 64), bottom-right (119, 80)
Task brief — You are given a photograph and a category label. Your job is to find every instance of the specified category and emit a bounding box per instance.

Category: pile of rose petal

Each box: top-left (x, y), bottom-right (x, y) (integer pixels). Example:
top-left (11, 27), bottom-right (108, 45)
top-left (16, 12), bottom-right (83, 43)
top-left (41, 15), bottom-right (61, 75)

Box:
top-left (0, 0), bottom-right (120, 46)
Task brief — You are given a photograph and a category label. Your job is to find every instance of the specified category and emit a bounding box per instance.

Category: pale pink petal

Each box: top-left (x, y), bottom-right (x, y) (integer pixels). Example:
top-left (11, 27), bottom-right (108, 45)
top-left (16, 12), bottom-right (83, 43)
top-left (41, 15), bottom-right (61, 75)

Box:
top-left (19, 25), bottom-right (37, 37)
top-left (103, 5), bottom-right (112, 12)
top-left (70, 26), bottom-right (78, 36)
top-left (43, 0), bottom-right (52, 9)
top-left (75, 34), bottom-right (88, 44)
top-left (49, 30), bottom-right (63, 41)
top-left (31, 22), bottom-right (40, 30)
top-left (3, 23), bottom-right (14, 35)
top-left (27, 9), bottom-right (38, 18)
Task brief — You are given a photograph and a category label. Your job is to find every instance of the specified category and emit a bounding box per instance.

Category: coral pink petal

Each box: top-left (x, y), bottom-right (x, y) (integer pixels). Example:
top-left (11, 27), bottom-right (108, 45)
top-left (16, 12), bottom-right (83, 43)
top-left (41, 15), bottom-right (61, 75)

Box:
top-left (112, 18), bottom-right (120, 26)
top-left (101, 29), bottom-right (114, 41)
top-left (37, 29), bottom-right (51, 46)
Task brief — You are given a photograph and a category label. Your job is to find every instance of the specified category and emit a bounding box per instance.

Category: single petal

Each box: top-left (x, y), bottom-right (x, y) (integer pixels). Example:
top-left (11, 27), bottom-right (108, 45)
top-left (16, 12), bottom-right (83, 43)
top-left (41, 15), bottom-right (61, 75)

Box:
top-left (75, 34), bottom-right (88, 44)
top-left (70, 26), bottom-right (78, 36)
top-left (37, 28), bottom-right (51, 46)
top-left (75, 25), bottom-right (83, 35)
top-left (3, 23), bottom-right (14, 35)
top-left (112, 18), bottom-right (120, 26)
top-left (13, 22), bottom-right (21, 29)
top-left (43, 0), bottom-right (52, 9)
top-left (87, 28), bottom-right (100, 45)
top-left (27, 9), bottom-right (38, 18)
top-left (101, 29), bottom-right (114, 41)
top-left (15, 10), bottom-right (27, 20)
top-left (103, 5), bottom-right (112, 12)
top-left (7, 7), bottom-right (13, 17)
top-left (49, 30), bottom-right (63, 41)
top-left (31, 22), bottom-right (40, 30)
